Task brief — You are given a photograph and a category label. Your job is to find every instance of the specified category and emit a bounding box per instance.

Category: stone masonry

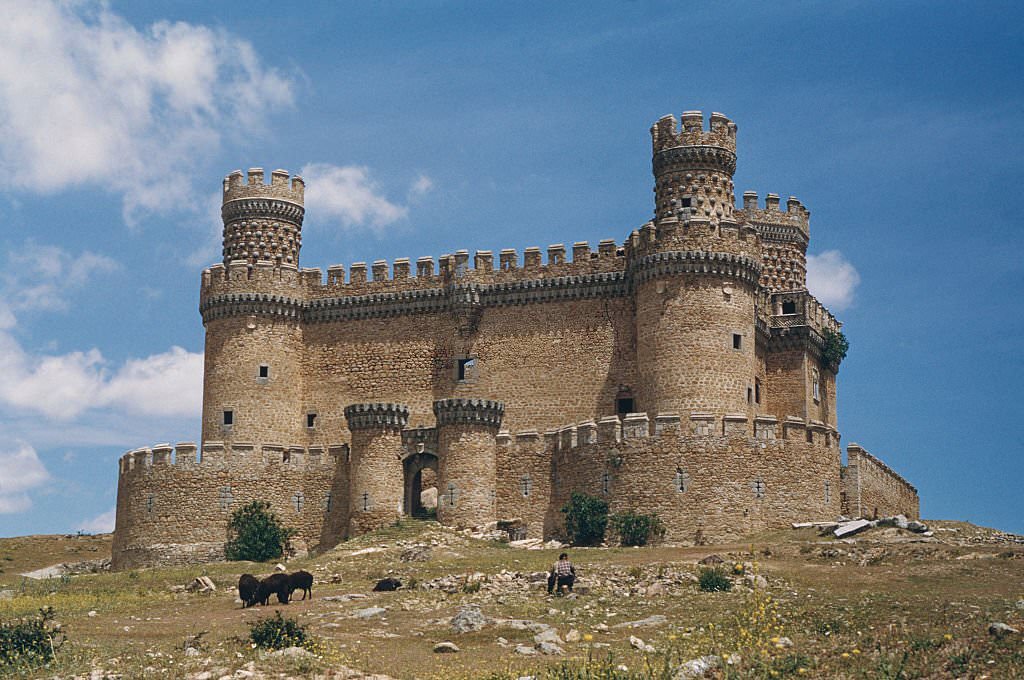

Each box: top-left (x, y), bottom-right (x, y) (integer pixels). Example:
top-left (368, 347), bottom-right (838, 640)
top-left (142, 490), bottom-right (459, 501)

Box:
top-left (112, 109), bottom-right (920, 569)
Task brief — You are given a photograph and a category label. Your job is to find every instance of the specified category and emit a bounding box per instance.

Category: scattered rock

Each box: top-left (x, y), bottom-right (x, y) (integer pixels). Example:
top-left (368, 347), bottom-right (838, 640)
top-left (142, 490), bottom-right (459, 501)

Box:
top-left (698, 555), bottom-right (724, 566)
top-left (629, 635), bottom-right (655, 653)
top-left (833, 519), bottom-right (873, 538)
top-left (270, 646), bottom-right (316, 660)
top-left (646, 582), bottom-right (668, 596)
top-left (675, 655), bottom-right (720, 678)
top-left (186, 576), bottom-right (216, 593)
top-left (744, 574), bottom-right (768, 589)
top-left (274, 563), bottom-right (287, 572)
top-left (774, 636), bottom-right (794, 649)
top-left (1016, 599), bottom-right (1024, 610)
top-left (0, 590), bottom-right (14, 600)
top-left (565, 629), bottom-right (581, 643)
top-left (184, 647), bottom-right (200, 657)
top-left (433, 641), bottom-right (460, 653)
top-left (354, 606), bottom-right (387, 619)
top-left (988, 622), bottom-right (1019, 639)
top-left (400, 545), bottom-right (432, 562)
top-left (373, 577), bottom-right (402, 592)
top-left (323, 593), bottom-right (367, 602)
top-left (536, 641), bottom-right (565, 655)
top-left (87, 610), bottom-right (97, 617)
top-left (906, 521), bottom-right (929, 534)
top-left (451, 604), bottom-right (491, 633)
top-left (533, 628), bottom-right (563, 645)
top-left (613, 615), bottom-right (667, 629)
top-left (515, 644), bottom-right (537, 656)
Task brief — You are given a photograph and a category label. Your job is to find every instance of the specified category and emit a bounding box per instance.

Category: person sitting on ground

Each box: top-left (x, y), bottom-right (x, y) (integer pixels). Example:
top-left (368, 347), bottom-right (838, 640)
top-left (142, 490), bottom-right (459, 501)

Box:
top-left (547, 552), bottom-right (576, 595)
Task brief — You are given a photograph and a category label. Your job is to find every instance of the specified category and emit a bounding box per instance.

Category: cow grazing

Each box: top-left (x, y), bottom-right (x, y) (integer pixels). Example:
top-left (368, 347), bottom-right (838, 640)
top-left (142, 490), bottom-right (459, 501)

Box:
top-left (373, 577), bottom-right (402, 592)
top-left (256, 572), bottom-right (290, 605)
top-left (237, 573), bottom-right (260, 608)
top-left (288, 570), bottom-right (314, 600)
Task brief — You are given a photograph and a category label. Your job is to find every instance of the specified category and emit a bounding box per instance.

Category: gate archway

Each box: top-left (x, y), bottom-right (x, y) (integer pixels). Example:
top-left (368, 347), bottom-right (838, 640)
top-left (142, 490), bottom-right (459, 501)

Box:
top-left (403, 451), bottom-right (439, 518)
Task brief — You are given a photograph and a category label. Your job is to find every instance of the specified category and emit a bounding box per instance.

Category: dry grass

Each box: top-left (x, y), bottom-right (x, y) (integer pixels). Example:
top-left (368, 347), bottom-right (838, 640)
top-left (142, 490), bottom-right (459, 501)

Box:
top-left (0, 520), bottom-right (1021, 678)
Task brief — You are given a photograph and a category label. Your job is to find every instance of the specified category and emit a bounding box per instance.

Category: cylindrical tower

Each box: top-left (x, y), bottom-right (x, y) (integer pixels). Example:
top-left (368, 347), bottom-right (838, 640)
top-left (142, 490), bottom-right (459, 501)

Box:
top-left (199, 168), bottom-right (307, 445)
top-left (344, 403), bottom-right (409, 536)
top-left (221, 168), bottom-right (305, 267)
top-left (434, 398), bottom-right (503, 529)
top-left (633, 110), bottom-right (762, 419)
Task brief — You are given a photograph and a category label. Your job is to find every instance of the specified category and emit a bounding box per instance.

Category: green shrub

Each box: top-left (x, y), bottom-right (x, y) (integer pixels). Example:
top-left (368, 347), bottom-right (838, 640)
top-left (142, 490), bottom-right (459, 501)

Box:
top-left (698, 567), bottom-right (732, 592)
top-left (609, 511), bottom-right (665, 546)
top-left (821, 328), bottom-right (849, 367)
top-left (249, 612), bottom-right (309, 650)
top-left (561, 492), bottom-right (608, 546)
top-left (225, 500), bottom-right (296, 562)
top-left (0, 607), bottom-right (63, 669)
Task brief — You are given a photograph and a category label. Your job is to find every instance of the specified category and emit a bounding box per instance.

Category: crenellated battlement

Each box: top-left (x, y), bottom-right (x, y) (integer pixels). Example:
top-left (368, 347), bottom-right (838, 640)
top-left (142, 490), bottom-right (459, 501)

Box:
top-left (741, 192), bottom-right (810, 237)
top-left (770, 290), bottom-right (841, 335)
top-left (223, 168), bottom-right (305, 206)
top-left (496, 412), bottom-right (840, 454)
top-left (651, 111), bottom-right (737, 153)
top-left (117, 441), bottom-right (342, 476)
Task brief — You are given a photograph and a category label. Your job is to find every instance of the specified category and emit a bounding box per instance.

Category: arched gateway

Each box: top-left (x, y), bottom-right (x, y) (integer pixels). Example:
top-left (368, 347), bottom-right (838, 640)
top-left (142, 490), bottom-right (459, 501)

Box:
top-left (403, 450), bottom-right (438, 517)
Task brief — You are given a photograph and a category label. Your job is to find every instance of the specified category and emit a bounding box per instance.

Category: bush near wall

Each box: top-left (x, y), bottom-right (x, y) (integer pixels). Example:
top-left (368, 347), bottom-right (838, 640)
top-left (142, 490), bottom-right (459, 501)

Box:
top-left (225, 500), bottom-right (295, 562)
top-left (561, 492), bottom-right (609, 546)
top-left (610, 510), bottom-right (666, 546)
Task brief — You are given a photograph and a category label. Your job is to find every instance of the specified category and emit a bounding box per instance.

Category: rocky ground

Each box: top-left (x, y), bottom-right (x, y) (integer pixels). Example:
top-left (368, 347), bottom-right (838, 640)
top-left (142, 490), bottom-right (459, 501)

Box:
top-left (0, 519), bottom-right (1022, 679)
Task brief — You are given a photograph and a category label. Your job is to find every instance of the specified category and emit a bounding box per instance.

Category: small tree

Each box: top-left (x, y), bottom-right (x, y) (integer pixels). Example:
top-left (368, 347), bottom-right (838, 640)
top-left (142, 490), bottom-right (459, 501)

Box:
top-left (561, 492), bottom-right (608, 546)
top-left (249, 612), bottom-right (309, 650)
top-left (225, 500), bottom-right (295, 562)
top-left (609, 510), bottom-right (665, 546)
top-left (821, 329), bottom-right (849, 368)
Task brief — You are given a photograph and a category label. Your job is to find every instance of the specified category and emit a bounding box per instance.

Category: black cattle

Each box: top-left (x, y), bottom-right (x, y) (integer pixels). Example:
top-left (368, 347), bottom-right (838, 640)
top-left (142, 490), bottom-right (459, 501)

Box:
top-left (237, 573), bottom-right (260, 608)
top-left (256, 572), bottom-right (290, 605)
top-left (288, 570), bottom-right (314, 601)
top-left (373, 577), bottom-right (402, 592)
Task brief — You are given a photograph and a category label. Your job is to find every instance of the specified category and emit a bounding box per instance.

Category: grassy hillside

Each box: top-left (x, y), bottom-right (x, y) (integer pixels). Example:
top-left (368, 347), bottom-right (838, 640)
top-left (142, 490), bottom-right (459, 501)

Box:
top-left (0, 520), bottom-right (1021, 678)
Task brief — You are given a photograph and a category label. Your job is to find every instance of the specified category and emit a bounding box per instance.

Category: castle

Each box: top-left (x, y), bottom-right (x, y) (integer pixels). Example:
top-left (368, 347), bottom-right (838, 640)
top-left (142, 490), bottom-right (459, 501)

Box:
top-left (111, 110), bottom-right (920, 569)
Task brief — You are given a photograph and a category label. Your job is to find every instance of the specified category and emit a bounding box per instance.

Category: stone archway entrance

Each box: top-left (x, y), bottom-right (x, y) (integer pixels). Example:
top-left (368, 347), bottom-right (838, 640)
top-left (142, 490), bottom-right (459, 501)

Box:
top-left (403, 451), bottom-right (439, 518)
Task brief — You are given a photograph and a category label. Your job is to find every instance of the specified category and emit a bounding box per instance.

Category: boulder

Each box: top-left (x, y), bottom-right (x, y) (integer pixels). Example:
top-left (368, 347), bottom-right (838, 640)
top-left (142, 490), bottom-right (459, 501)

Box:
top-left (354, 606), bottom-right (387, 619)
top-left (675, 655), bottom-right (720, 678)
top-left (533, 628), bottom-right (563, 645)
top-left (451, 604), bottom-right (490, 633)
top-left (186, 576), bottom-right (216, 593)
top-left (536, 641), bottom-right (564, 655)
top-left (833, 519), bottom-right (873, 538)
top-left (613, 615), bottom-right (667, 629)
top-left (906, 521), bottom-right (929, 533)
top-left (698, 555), bottom-right (724, 566)
top-left (433, 641), bottom-right (460, 653)
top-left (270, 646), bottom-right (316, 660)
top-left (988, 622), bottom-right (1019, 639)
top-left (565, 629), bottom-right (581, 643)
top-left (515, 644), bottom-right (537, 656)
top-left (630, 636), bottom-right (655, 653)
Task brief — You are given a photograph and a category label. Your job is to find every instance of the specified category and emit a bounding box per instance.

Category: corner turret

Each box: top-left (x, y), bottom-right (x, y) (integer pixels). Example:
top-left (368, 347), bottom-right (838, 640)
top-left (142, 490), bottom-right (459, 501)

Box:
top-left (221, 168), bottom-right (305, 268)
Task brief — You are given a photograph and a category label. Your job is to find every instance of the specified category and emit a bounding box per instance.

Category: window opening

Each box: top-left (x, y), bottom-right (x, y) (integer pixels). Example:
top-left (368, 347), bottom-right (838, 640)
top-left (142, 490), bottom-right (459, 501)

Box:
top-left (361, 492), bottom-right (370, 511)
top-left (292, 492), bottom-right (304, 513)
top-left (812, 369), bottom-right (820, 402)
top-left (457, 357), bottom-right (476, 381)
top-left (747, 387), bottom-right (753, 405)
top-left (447, 483), bottom-right (458, 506)
top-left (223, 410), bottom-right (234, 426)
top-left (680, 197), bottom-right (692, 208)
top-left (323, 492), bottom-right (332, 512)
top-left (824, 480), bottom-right (832, 504)
top-left (782, 300), bottom-right (797, 314)
top-left (258, 364), bottom-right (269, 379)
top-left (601, 471), bottom-right (611, 495)
top-left (752, 479), bottom-right (765, 499)
top-left (306, 413), bottom-right (317, 429)
top-left (146, 494), bottom-right (154, 513)
top-left (674, 468), bottom-right (690, 493)
top-left (733, 333), bottom-right (742, 350)
top-left (519, 474), bottom-right (532, 497)
top-left (616, 397), bottom-right (634, 415)
top-left (219, 486), bottom-right (233, 510)
top-left (755, 378), bottom-right (761, 405)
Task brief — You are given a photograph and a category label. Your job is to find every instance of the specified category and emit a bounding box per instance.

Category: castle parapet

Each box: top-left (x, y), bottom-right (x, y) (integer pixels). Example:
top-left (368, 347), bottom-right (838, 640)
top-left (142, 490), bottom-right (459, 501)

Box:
top-left (117, 441), bottom-right (338, 476)
top-left (344, 403), bottom-right (410, 430)
top-left (651, 110), bottom-right (737, 153)
top-left (433, 398), bottom-right (504, 429)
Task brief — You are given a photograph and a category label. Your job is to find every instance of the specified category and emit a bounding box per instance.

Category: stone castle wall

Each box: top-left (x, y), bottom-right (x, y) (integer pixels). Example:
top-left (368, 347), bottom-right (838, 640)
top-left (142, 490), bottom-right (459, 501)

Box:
top-left (842, 443), bottom-right (920, 520)
top-left (112, 110), bottom-right (921, 569)
top-left (111, 442), bottom-right (342, 570)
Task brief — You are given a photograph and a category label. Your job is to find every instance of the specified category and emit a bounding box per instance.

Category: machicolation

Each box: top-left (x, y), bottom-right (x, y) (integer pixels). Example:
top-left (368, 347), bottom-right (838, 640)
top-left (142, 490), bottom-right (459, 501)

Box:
top-left (112, 110), bottom-right (920, 569)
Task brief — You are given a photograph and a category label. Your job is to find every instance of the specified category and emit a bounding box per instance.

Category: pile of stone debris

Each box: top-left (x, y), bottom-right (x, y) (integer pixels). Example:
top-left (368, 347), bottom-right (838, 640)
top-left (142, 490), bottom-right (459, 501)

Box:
top-left (792, 515), bottom-right (930, 539)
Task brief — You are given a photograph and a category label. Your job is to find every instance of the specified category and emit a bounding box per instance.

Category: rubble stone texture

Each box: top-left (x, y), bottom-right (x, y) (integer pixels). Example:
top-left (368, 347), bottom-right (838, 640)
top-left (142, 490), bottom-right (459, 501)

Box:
top-left (112, 110), bottom-right (919, 569)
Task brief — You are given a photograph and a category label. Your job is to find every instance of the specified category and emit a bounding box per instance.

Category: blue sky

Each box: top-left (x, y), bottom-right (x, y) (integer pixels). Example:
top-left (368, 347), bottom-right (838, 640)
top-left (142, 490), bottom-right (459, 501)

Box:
top-left (0, 1), bottom-right (1021, 536)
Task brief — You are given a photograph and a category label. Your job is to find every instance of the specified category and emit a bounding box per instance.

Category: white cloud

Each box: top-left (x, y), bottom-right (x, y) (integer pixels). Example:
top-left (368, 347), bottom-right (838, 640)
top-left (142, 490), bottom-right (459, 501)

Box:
top-left (807, 250), bottom-right (860, 312)
top-left (0, 2), bottom-right (294, 223)
top-left (301, 163), bottom-right (408, 232)
top-left (0, 339), bottom-right (203, 420)
top-left (3, 242), bottom-right (119, 313)
top-left (409, 174), bottom-right (435, 199)
top-left (0, 443), bottom-right (51, 514)
top-left (77, 508), bottom-right (116, 534)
